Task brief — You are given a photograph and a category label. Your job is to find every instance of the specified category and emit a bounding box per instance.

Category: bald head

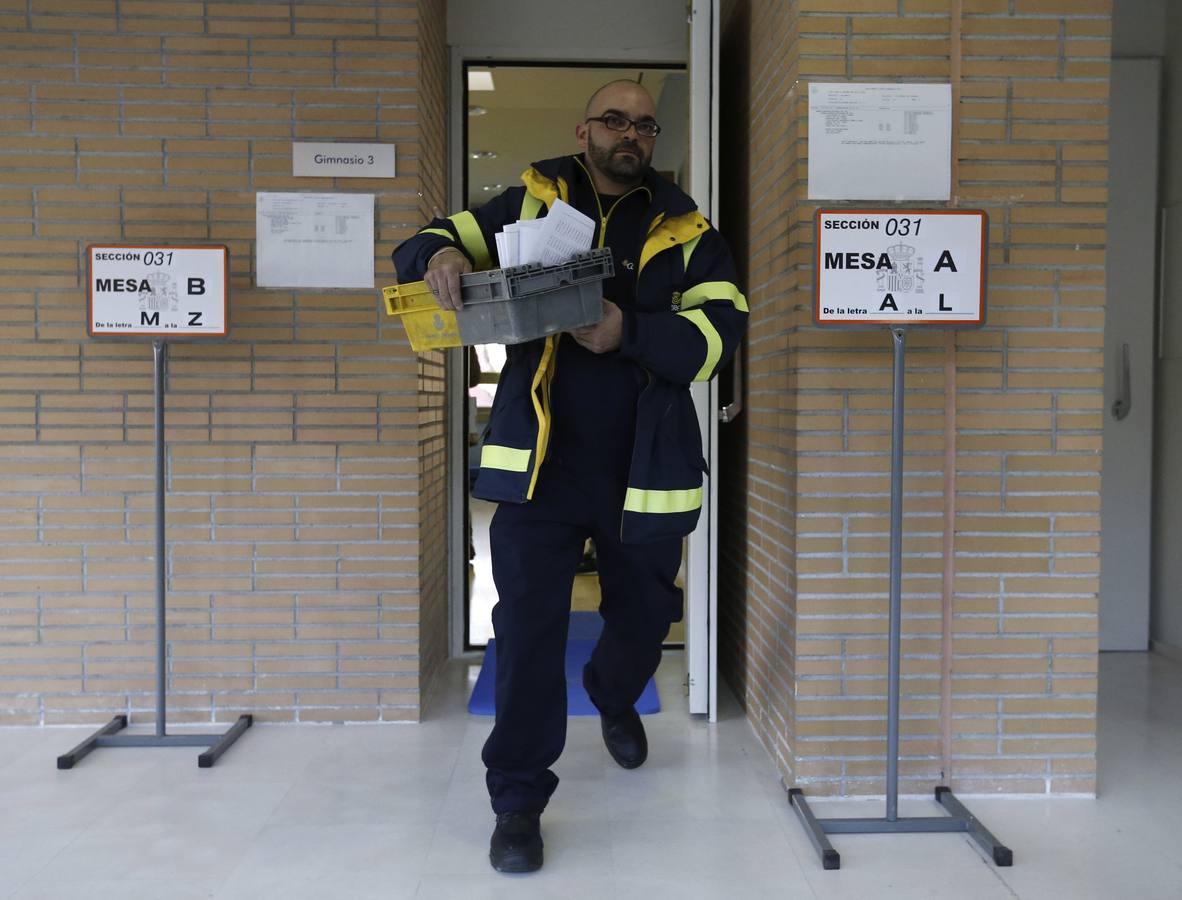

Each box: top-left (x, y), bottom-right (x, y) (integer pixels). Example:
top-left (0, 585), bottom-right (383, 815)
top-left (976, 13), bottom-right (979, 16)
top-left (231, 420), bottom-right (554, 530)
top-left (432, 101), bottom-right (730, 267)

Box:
top-left (584, 79), bottom-right (656, 119)
top-left (576, 79), bottom-right (659, 193)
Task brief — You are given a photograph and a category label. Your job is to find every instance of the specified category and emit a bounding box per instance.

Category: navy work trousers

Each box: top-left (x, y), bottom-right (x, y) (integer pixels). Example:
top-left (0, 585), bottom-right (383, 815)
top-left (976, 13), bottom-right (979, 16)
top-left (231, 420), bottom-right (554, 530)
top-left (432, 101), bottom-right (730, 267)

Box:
top-left (481, 462), bottom-right (683, 814)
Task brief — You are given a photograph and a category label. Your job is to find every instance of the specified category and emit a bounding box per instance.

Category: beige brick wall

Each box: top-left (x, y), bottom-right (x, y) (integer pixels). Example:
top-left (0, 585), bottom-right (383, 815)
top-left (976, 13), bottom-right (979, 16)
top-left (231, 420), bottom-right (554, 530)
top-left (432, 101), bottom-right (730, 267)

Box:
top-left (414, 0), bottom-right (449, 706)
top-left (720, 0), bottom-right (1106, 795)
top-left (0, 1), bottom-right (449, 725)
top-left (719, 0), bottom-right (800, 786)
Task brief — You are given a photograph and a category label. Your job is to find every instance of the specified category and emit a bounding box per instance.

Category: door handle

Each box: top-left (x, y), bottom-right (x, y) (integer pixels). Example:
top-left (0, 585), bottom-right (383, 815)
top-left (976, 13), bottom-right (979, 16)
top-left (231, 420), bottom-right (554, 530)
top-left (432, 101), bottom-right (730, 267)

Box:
top-left (1111, 342), bottom-right (1131, 421)
top-left (718, 344), bottom-right (742, 423)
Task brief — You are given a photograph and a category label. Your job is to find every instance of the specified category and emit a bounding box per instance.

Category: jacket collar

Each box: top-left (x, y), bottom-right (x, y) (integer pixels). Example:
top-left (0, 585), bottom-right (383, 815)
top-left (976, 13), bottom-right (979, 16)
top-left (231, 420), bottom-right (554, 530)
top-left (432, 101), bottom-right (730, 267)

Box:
top-left (525, 154), bottom-right (698, 219)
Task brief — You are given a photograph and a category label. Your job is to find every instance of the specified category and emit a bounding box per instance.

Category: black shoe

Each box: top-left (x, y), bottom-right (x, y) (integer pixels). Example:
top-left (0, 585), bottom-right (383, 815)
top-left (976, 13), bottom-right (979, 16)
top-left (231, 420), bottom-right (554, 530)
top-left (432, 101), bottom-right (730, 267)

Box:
top-left (489, 811), bottom-right (543, 873)
top-left (575, 548), bottom-right (597, 573)
top-left (600, 707), bottom-right (647, 769)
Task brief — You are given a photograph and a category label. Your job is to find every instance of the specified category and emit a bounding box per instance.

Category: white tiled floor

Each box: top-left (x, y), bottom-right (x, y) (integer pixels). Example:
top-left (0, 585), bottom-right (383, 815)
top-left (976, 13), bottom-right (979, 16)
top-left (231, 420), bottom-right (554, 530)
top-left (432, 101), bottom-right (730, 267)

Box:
top-left (1, 651), bottom-right (1179, 899)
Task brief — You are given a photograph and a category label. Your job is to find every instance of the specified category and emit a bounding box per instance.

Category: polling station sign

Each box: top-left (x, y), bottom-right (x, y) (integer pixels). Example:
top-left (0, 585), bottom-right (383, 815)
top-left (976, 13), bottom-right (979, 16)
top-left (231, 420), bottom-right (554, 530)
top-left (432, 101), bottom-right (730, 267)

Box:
top-left (814, 210), bottom-right (987, 328)
top-left (87, 245), bottom-right (229, 338)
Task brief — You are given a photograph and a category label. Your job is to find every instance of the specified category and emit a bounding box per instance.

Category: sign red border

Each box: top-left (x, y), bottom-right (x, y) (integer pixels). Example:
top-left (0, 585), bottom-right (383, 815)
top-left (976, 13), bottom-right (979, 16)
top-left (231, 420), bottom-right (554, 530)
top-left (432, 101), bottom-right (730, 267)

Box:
top-left (86, 244), bottom-right (230, 338)
top-left (813, 209), bottom-right (988, 328)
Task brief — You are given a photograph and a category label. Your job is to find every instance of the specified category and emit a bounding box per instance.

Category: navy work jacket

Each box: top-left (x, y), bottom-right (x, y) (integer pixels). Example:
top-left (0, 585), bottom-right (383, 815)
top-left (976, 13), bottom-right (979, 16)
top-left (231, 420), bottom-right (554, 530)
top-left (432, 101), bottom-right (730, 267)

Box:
top-left (393, 154), bottom-right (747, 543)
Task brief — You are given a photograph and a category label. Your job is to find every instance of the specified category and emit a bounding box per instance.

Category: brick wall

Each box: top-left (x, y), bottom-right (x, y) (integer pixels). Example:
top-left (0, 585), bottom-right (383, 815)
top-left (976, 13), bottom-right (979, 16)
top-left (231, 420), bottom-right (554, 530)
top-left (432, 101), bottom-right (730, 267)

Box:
top-left (414, 0), bottom-right (449, 708)
top-left (720, 0), bottom-right (1107, 796)
top-left (719, 0), bottom-right (800, 786)
top-left (0, 1), bottom-right (449, 725)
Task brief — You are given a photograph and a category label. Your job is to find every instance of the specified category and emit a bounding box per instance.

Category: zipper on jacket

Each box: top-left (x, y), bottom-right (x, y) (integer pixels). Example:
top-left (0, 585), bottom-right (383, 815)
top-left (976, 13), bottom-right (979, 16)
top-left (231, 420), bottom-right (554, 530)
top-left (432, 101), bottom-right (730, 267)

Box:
top-left (528, 159), bottom-right (649, 502)
top-left (573, 155), bottom-right (649, 250)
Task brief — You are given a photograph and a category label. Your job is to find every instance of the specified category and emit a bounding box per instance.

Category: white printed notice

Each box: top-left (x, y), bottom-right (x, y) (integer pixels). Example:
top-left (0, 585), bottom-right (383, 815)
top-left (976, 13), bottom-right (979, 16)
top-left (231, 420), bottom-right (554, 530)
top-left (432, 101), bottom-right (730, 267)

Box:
top-left (256, 192), bottom-right (374, 289)
top-left (808, 83), bottom-right (952, 201)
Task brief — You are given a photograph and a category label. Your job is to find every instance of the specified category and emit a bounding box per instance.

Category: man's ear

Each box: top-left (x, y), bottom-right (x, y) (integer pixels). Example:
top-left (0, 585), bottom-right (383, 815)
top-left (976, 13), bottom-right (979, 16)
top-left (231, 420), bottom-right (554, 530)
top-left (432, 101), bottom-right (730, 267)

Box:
top-left (575, 121), bottom-right (589, 151)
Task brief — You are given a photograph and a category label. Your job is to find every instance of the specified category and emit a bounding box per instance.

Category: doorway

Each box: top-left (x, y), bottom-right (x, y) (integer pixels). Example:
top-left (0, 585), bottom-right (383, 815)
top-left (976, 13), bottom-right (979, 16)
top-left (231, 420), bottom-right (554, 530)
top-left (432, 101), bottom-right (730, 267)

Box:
top-left (457, 62), bottom-right (689, 651)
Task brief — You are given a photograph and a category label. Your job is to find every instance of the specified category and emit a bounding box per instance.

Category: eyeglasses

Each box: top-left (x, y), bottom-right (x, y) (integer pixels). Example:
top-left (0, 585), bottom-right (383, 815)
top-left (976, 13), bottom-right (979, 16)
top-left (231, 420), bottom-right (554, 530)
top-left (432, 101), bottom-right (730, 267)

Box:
top-left (585, 113), bottom-right (661, 138)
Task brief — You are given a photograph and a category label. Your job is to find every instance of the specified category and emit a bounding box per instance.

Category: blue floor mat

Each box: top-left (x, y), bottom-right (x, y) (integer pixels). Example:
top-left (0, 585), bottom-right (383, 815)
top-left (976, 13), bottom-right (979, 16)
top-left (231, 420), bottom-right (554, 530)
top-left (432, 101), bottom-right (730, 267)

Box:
top-left (468, 612), bottom-right (661, 716)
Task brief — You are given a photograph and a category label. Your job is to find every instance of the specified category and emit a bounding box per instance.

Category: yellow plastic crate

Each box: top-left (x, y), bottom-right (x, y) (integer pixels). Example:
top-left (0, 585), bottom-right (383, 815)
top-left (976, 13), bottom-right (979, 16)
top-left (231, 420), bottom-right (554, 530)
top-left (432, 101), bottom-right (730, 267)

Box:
top-left (381, 280), bottom-right (461, 351)
top-left (382, 249), bottom-right (612, 351)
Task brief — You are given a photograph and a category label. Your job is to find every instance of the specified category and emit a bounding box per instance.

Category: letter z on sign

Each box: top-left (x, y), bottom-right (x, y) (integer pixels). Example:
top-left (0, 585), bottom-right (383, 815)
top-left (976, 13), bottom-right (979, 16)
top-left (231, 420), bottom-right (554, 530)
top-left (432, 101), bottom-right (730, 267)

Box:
top-left (87, 245), bottom-right (229, 338)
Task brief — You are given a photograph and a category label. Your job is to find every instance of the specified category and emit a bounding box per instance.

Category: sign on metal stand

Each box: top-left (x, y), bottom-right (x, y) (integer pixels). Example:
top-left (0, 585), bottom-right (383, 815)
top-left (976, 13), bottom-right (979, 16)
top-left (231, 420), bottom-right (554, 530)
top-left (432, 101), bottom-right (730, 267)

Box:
top-left (788, 210), bottom-right (1012, 869)
top-left (58, 245), bottom-right (252, 769)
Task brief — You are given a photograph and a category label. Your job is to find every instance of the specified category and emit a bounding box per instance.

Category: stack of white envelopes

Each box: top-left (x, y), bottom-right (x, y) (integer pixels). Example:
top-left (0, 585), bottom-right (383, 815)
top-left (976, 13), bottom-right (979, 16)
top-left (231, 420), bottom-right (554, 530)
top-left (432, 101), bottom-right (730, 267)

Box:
top-left (494, 199), bottom-right (596, 268)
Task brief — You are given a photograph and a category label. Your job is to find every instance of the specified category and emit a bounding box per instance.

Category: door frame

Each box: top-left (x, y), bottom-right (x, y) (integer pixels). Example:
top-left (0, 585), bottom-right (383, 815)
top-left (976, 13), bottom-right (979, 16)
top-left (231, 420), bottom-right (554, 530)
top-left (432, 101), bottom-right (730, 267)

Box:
top-left (1100, 57), bottom-right (1161, 651)
top-left (444, 47), bottom-right (716, 701)
top-left (685, 0), bottom-right (720, 721)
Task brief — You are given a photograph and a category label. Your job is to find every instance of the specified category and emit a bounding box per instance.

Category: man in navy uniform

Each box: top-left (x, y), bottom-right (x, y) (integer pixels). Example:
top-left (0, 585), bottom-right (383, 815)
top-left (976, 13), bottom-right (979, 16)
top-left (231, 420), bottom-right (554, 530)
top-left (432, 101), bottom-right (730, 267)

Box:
top-left (393, 79), bottom-right (747, 873)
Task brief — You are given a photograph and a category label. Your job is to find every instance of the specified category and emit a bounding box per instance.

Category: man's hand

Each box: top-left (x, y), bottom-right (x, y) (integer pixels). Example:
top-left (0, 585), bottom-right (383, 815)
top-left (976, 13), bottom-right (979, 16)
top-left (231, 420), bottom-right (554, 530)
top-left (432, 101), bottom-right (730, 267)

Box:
top-left (571, 299), bottom-right (622, 354)
top-left (424, 247), bottom-right (471, 310)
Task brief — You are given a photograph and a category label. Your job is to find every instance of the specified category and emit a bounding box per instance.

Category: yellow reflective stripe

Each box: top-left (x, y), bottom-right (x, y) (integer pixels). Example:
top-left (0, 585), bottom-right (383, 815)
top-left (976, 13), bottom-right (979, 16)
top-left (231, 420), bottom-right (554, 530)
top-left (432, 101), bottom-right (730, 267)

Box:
top-left (623, 486), bottom-right (703, 515)
top-left (681, 234), bottom-right (702, 271)
top-left (447, 211), bottom-right (490, 269)
top-left (520, 192), bottom-right (543, 220)
top-left (420, 227), bottom-right (454, 240)
top-left (525, 335), bottom-right (557, 500)
top-left (679, 280), bottom-right (748, 312)
top-left (679, 308), bottom-right (723, 381)
top-left (480, 444), bottom-right (531, 473)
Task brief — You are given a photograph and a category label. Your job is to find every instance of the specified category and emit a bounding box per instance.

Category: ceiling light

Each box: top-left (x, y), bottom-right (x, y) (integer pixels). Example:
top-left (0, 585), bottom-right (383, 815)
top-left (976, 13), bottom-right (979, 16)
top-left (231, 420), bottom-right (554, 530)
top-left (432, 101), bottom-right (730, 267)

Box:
top-left (470, 150), bottom-right (498, 160)
top-left (468, 105), bottom-right (487, 117)
top-left (468, 70), bottom-right (495, 92)
top-left (481, 184), bottom-right (503, 192)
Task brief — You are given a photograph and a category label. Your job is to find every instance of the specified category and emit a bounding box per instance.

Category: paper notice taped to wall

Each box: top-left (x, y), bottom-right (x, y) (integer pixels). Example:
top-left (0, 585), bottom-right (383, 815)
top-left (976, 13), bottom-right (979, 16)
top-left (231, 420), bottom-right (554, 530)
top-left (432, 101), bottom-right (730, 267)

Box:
top-left (808, 83), bottom-right (952, 201)
top-left (256, 192), bottom-right (374, 289)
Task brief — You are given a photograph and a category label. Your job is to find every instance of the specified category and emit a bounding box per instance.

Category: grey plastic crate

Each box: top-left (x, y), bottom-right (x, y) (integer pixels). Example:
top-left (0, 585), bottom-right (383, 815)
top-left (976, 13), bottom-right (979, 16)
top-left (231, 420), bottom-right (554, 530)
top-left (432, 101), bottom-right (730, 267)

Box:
top-left (453, 248), bottom-right (613, 346)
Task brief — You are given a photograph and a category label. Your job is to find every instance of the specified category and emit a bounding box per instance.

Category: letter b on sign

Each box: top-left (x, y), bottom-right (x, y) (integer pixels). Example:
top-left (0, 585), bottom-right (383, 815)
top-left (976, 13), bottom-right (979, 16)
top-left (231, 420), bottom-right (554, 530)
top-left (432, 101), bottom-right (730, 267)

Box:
top-left (188, 278), bottom-right (205, 295)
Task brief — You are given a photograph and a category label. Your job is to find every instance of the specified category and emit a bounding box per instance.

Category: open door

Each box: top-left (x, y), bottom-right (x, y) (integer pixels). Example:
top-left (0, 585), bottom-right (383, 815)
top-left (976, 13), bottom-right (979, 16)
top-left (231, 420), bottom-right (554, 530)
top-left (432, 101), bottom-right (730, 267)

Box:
top-left (686, 0), bottom-right (720, 720)
top-left (443, 9), bottom-right (724, 725)
top-left (1100, 58), bottom-right (1160, 650)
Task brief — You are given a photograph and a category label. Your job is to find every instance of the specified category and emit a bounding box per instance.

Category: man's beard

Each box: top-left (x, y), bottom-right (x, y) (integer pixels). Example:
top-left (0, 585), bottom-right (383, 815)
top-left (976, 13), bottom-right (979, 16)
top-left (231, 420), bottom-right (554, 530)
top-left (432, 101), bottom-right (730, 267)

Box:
top-left (586, 133), bottom-right (651, 185)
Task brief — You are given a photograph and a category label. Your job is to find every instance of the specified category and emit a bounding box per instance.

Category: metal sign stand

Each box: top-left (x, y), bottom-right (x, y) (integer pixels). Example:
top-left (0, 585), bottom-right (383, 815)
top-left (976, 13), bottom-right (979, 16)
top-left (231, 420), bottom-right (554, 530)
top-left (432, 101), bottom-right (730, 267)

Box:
top-left (61, 245), bottom-right (250, 768)
top-left (791, 210), bottom-right (1012, 868)
top-left (58, 341), bottom-right (252, 769)
top-left (788, 328), bottom-right (1012, 869)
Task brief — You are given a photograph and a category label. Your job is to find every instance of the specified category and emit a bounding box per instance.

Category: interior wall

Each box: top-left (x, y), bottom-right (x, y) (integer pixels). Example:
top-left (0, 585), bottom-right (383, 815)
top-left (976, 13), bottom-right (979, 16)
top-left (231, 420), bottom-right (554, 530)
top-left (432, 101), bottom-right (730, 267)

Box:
top-left (719, 0), bottom-right (1108, 797)
top-left (1152, 3), bottom-right (1182, 655)
top-left (718, 0), bottom-right (798, 786)
top-left (0, 2), bottom-right (450, 725)
top-left (447, 0), bottom-right (686, 62)
top-left (465, 66), bottom-right (685, 209)
top-left (416, 0), bottom-right (451, 711)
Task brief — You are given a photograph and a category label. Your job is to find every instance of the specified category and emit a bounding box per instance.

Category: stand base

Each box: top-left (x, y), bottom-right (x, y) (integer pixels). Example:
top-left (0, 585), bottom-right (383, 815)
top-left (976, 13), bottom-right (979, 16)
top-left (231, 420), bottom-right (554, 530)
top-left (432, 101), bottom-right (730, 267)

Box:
top-left (788, 785), bottom-right (1013, 870)
top-left (57, 714), bottom-right (253, 770)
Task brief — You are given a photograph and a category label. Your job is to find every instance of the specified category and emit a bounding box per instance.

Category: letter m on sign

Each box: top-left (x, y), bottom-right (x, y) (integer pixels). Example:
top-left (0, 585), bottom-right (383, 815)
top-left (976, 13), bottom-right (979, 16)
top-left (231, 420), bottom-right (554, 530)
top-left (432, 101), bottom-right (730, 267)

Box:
top-left (141, 311), bottom-right (160, 326)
